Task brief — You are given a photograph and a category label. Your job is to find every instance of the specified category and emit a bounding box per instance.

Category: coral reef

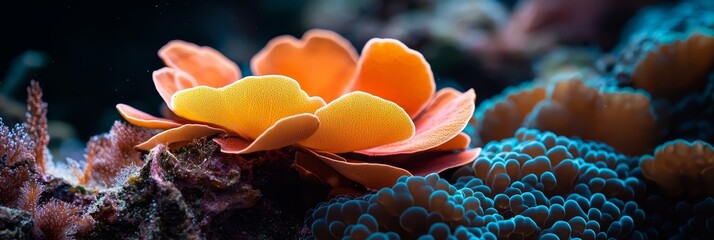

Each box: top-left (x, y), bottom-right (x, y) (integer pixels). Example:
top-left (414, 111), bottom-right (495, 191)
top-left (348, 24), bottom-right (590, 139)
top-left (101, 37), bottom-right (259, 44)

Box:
top-left (0, 82), bottom-right (96, 240)
top-left (26, 81), bottom-right (49, 174)
top-left (609, 0), bottom-right (714, 146)
top-left (88, 140), bottom-right (329, 239)
top-left (639, 195), bottom-right (714, 238)
top-left (305, 128), bottom-right (646, 239)
top-left (454, 128), bottom-right (644, 201)
top-left (3, 1), bottom-right (714, 238)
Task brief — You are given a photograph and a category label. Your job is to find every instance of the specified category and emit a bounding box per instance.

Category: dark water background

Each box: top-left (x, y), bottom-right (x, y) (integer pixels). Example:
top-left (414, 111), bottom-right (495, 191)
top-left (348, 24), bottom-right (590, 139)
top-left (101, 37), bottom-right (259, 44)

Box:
top-left (1, 1), bottom-right (310, 140)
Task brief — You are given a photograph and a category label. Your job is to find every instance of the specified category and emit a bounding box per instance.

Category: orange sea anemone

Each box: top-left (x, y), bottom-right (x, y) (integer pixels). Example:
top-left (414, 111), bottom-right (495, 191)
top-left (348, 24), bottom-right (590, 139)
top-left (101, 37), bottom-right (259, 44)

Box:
top-left (117, 30), bottom-right (479, 189)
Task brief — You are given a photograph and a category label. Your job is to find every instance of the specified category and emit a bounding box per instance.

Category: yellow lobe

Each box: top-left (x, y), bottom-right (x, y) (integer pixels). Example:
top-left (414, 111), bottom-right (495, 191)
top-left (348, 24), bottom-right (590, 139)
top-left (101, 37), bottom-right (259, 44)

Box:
top-left (300, 91), bottom-right (415, 153)
top-left (171, 75), bottom-right (325, 140)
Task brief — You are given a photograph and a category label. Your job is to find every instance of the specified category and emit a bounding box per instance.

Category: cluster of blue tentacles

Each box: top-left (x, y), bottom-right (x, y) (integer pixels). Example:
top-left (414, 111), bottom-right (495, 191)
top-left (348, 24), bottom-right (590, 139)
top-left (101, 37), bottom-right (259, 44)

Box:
top-left (305, 129), bottom-right (648, 239)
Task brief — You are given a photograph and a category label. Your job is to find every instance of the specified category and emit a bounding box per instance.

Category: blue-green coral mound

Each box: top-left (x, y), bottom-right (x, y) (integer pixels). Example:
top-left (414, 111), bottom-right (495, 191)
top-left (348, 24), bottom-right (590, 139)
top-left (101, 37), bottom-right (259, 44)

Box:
top-left (453, 128), bottom-right (645, 202)
top-left (305, 128), bottom-right (648, 239)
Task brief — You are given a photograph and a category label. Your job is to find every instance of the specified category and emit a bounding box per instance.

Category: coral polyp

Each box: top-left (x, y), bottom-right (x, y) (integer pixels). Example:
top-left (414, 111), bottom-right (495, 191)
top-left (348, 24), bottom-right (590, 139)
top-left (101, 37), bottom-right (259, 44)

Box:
top-left (476, 80), bottom-right (659, 155)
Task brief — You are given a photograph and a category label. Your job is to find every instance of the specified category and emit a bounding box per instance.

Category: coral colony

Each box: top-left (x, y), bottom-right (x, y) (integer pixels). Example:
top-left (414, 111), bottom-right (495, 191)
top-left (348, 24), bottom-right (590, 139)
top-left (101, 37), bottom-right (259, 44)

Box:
top-left (2, 3), bottom-right (714, 240)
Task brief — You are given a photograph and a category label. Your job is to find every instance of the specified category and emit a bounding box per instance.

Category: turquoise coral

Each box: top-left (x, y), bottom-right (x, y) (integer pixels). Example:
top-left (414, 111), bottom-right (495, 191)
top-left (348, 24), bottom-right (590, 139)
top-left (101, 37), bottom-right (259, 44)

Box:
top-left (305, 128), bottom-right (646, 239)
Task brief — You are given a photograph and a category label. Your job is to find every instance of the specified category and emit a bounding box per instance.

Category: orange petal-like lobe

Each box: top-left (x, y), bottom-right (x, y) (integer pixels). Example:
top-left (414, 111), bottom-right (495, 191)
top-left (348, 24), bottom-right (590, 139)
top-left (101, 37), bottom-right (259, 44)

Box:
top-left (251, 29), bottom-right (358, 102)
top-left (349, 39), bottom-right (435, 118)
top-left (368, 148), bottom-right (481, 177)
top-left (214, 113), bottom-right (320, 154)
top-left (304, 149), bottom-right (412, 190)
top-left (135, 124), bottom-right (225, 151)
top-left (299, 91), bottom-right (415, 153)
top-left (171, 75), bottom-right (325, 140)
top-left (358, 89), bottom-right (475, 155)
top-left (153, 67), bottom-right (198, 107)
top-left (407, 148), bottom-right (481, 176)
top-left (159, 40), bottom-right (241, 88)
top-left (116, 104), bottom-right (182, 129)
top-left (431, 132), bottom-right (471, 151)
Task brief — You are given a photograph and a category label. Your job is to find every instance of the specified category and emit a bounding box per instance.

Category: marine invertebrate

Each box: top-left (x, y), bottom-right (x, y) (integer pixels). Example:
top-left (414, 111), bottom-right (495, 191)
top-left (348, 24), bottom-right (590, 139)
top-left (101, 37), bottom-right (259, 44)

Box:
top-left (89, 139), bottom-right (328, 239)
top-left (524, 80), bottom-right (658, 155)
top-left (0, 164), bottom-right (34, 208)
top-left (32, 199), bottom-right (94, 240)
top-left (628, 31), bottom-right (714, 100)
top-left (0, 120), bottom-right (34, 166)
top-left (25, 80), bottom-right (49, 174)
top-left (0, 83), bottom-right (96, 239)
top-left (118, 30), bottom-right (478, 189)
top-left (613, 0), bottom-right (714, 100)
top-left (476, 79), bottom-right (658, 155)
top-left (249, 29), bottom-right (478, 189)
top-left (305, 174), bottom-right (644, 239)
top-left (79, 121), bottom-right (152, 187)
top-left (476, 83), bottom-right (546, 145)
top-left (640, 140), bottom-right (714, 197)
top-left (454, 128), bottom-right (644, 201)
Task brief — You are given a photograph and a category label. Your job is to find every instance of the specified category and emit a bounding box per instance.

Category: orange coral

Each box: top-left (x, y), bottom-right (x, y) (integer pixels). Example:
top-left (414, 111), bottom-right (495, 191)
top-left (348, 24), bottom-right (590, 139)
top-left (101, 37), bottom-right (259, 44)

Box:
top-left (477, 80), bottom-right (658, 156)
top-left (632, 31), bottom-right (714, 100)
top-left (118, 30), bottom-right (478, 189)
top-left (477, 84), bottom-right (546, 144)
top-left (525, 80), bottom-right (658, 155)
top-left (640, 140), bottom-right (714, 197)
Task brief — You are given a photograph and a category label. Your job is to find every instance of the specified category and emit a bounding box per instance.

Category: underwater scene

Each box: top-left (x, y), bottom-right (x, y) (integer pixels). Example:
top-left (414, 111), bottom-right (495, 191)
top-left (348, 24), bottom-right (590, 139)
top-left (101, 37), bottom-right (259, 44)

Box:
top-left (1, 0), bottom-right (713, 239)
